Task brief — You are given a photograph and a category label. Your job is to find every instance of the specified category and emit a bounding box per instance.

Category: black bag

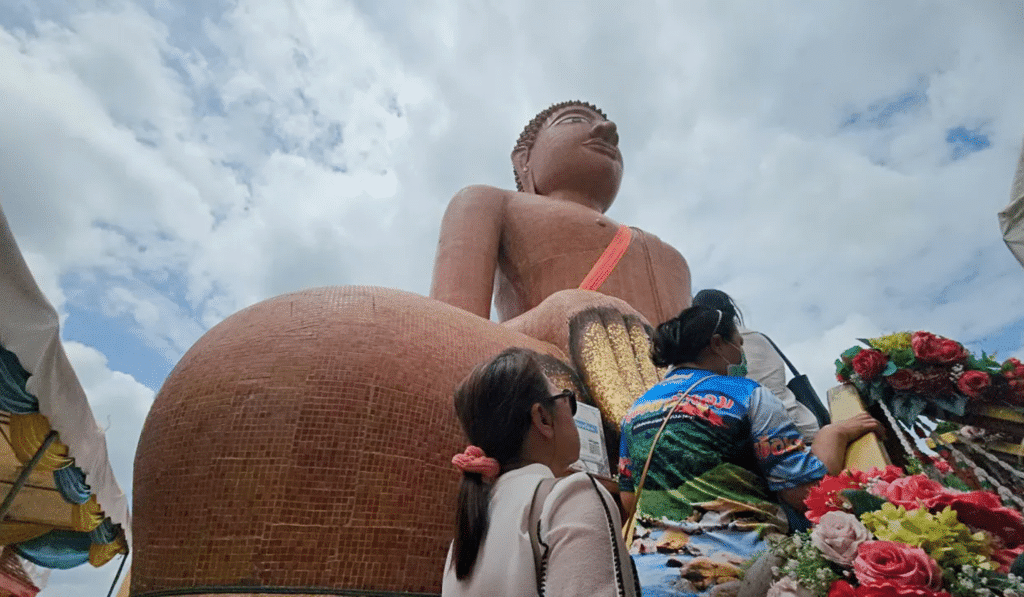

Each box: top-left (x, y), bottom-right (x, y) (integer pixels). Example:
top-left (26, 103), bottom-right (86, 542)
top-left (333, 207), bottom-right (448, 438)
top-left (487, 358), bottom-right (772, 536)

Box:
top-left (761, 334), bottom-right (831, 427)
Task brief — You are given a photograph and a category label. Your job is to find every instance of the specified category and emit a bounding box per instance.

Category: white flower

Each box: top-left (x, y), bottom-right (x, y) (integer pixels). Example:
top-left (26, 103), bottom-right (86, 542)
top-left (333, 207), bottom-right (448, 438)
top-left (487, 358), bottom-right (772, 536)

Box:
top-left (810, 511), bottom-right (870, 567)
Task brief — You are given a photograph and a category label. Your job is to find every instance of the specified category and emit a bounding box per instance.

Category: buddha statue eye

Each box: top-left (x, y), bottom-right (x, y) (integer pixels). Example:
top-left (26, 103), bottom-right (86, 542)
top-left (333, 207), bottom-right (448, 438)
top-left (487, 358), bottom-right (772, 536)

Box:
top-left (555, 114), bottom-right (590, 125)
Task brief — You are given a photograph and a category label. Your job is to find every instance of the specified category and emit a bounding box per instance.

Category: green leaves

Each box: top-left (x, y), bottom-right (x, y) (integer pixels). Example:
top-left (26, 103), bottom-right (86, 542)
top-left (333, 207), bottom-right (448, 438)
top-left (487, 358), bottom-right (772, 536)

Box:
top-left (889, 347), bottom-right (916, 368)
top-left (967, 350), bottom-right (1001, 375)
top-left (839, 489), bottom-right (888, 516)
top-left (891, 393), bottom-right (928, 427)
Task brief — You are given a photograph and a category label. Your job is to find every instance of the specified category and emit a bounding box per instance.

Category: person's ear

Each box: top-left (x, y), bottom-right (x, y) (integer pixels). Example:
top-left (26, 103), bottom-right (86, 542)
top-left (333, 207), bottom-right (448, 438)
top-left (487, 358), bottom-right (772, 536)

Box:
top-left (709, 334), bottom-right (727, 354)
top-left (530, 402), bottom-right (555, 439)
top-left (512, 147), bottom-right (535, 194)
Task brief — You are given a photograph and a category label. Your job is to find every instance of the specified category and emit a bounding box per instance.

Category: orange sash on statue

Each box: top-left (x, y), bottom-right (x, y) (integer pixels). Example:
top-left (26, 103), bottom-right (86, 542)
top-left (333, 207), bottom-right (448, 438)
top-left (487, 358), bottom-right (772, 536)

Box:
top-left (579, 224), bottom-right (632, 291)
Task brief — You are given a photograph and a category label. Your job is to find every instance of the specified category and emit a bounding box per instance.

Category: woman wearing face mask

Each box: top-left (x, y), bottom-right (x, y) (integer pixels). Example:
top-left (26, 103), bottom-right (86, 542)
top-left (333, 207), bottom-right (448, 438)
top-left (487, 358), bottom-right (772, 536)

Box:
top-left (618, 305), bottom-right (879, 596)
top-left (691, 289), bottom-right (821, 444)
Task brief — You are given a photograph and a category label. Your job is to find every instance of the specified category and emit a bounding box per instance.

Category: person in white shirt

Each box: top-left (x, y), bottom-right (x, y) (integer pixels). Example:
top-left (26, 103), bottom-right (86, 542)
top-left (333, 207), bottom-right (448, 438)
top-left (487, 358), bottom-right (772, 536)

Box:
top-left (442, 347), bottom-right (637, 597)
top-left (692, 289), bottom-right (820, 443)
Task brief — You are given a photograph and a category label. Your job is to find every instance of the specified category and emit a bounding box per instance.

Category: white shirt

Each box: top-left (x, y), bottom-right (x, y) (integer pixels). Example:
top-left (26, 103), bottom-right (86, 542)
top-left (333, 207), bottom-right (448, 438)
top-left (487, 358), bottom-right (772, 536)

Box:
top-left (739, 326), bottom-right (820, 443)
top-left (441, 463), bottom-right (625, 597)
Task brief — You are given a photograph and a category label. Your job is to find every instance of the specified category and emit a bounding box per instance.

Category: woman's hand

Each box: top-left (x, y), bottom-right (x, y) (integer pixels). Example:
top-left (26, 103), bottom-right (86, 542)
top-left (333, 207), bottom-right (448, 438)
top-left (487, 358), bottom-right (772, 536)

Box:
top-left (831, 412), bottom-right (884, 443)
top-left (811, 413), bottom-right (884, 476)
top-left (780, 413), bottom-right (884, 511)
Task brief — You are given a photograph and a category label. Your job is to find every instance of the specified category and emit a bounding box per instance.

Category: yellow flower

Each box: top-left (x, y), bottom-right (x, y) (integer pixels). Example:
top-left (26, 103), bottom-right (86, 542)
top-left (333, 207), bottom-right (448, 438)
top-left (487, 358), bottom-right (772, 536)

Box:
top-left (860, 503), bottom-right (993, 568)
top-left (867, 332), bottom-right (913, 354)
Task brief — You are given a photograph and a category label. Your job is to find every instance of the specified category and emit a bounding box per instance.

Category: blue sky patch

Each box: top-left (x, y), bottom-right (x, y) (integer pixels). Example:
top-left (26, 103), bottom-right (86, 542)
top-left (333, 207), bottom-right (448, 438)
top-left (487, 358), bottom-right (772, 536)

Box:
top-left (946, 126), bottom-right (991, 160)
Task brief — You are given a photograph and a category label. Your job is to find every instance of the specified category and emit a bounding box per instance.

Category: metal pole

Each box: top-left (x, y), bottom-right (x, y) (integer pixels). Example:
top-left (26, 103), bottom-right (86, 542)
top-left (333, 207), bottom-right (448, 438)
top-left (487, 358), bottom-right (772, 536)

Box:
top-left (0, 429), bottom-right (58, 520)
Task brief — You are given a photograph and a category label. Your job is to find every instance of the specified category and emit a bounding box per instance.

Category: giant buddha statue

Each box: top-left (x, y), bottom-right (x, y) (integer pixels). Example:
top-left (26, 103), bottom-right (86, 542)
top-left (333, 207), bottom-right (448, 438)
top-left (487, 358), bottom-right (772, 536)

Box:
top-left (131, 102), bottom-right (692, 597)
top-left (432, 101), bottom-right (691, 354)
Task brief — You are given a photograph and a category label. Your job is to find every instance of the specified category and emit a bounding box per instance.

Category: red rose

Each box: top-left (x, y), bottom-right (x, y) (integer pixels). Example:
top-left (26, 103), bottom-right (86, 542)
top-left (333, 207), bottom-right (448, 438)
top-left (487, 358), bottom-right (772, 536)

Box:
top-left (1009, 378), bottom-right (1024, 405)
top-left (854, 541), bottom-right (942, 590)
top-left (993, 545), bottom-right (1024, 573)
top-left (853, 349), bottom-right (889, 381)
top-left (886, 369), bottom-right (916, 390)
top-left (907, 367), bottom-right (955, 396)
top-left (956, 370), bottom-right (990, 398)
top-left (911, 332), bottom-right (967, 365)
top-left (829, 580), bottom-right (856, 597)
top-left (867, 465), bottom-right (905, 483)
top-left (855, 584), bottom-right (951, 597)
top-left (930, 490), bottom-right (1024, 547)
top-left (881, 475), bottom-right (950, 510)
top-left (1004, 357), bottom-right (1024, 380)
top-left (805, 473), bottom-right (865, 523)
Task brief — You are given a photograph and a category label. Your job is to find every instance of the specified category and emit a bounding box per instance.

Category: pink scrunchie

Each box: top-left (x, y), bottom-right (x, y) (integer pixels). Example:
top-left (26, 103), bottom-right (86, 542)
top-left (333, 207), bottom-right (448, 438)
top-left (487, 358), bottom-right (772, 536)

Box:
top-left (451, 445), bottom-right (500, 483)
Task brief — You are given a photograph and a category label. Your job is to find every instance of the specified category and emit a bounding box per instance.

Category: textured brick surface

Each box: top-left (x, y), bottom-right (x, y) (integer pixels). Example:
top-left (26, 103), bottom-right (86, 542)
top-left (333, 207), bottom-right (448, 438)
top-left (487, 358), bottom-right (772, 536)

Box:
top-left (132, 286), bottom-right (560, 596)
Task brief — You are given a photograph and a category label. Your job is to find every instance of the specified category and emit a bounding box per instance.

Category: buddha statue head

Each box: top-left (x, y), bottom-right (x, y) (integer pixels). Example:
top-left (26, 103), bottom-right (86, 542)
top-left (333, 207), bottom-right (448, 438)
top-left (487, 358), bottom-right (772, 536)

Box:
top-left (511, 101), bottom-right (623, 213)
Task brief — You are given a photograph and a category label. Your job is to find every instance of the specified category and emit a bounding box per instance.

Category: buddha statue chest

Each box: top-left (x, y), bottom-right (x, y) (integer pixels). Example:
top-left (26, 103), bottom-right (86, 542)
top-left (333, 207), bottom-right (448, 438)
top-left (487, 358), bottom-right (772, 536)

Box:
top-left (495, 195), bottom-right (690, 325)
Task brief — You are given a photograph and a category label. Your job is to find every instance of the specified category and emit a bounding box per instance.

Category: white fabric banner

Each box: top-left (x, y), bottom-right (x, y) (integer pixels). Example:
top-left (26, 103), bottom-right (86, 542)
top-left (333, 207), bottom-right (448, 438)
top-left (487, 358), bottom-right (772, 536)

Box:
top-left (999, 135), bottom-right (1024, 269)
top-left (0, 201), bottom-right (131, 545)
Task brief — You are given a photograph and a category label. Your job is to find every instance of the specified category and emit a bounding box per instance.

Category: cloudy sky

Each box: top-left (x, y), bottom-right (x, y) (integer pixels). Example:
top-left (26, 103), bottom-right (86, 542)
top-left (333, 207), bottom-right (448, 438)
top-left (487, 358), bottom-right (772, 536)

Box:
top-left (2, 1), bottom-right (1023, 594)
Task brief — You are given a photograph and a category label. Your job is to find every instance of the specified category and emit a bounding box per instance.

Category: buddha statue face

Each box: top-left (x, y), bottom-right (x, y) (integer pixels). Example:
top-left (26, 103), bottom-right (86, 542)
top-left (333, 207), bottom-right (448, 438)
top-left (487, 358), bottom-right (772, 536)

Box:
top-left (512, 102), bottom-right (623, 213)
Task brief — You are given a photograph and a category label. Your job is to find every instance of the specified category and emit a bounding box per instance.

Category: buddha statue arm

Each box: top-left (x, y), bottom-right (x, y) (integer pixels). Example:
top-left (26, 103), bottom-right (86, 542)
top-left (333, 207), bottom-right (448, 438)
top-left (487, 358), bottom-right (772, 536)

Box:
top-left (430, 185), bottom-right (507, 319)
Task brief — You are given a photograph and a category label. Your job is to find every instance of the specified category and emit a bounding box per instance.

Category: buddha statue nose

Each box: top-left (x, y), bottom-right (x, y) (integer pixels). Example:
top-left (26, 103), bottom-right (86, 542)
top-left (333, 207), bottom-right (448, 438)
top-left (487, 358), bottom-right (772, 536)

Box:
top-left (592, 120), bottom-right (619, 146)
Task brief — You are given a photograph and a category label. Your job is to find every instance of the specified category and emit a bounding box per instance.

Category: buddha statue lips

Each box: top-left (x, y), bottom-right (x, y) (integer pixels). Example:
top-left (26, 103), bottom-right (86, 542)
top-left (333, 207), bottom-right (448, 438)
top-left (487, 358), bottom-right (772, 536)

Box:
top-left (583, 138), bottom-right (622, 161)
top-left (132, 101), bottom-right (693, 597)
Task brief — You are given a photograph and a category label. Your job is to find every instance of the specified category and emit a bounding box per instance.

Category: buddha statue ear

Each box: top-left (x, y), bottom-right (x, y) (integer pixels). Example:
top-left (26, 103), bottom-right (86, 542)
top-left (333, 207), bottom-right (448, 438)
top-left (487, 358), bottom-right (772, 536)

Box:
top-left (512, 147), bottom-right (535, 194)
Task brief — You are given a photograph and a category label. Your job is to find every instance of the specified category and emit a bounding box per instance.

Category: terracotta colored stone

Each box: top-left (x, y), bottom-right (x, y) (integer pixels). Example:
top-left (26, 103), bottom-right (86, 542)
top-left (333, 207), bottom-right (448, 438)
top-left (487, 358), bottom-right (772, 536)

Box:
top-left (132, 287), bottom-right (558, 596)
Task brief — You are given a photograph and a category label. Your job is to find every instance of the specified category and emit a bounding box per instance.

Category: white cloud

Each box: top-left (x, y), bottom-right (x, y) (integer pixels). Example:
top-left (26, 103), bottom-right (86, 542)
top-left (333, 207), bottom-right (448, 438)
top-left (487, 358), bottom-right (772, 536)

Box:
top-left (3, 1), bottom-right (1022, 595)
top-left (62, 341), bottom-right (154, 495)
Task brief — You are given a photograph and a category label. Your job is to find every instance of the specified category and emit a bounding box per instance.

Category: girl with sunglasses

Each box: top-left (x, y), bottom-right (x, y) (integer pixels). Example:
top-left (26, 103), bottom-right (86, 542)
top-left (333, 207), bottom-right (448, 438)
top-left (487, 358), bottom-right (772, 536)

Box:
top-left (443, 347), bottom-right (638, 596)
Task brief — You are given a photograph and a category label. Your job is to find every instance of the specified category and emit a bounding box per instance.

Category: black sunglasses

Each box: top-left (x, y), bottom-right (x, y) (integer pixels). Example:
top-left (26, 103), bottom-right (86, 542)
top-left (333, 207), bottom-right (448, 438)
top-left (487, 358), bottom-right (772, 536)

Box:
top-left (542, 388), bottom-right (577, 416)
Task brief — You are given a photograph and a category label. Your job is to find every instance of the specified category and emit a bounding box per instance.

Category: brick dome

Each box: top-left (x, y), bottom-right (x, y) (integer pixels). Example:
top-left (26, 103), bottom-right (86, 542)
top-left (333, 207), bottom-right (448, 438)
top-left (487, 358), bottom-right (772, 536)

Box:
top-left (132, 286), bottom-right (557, 596)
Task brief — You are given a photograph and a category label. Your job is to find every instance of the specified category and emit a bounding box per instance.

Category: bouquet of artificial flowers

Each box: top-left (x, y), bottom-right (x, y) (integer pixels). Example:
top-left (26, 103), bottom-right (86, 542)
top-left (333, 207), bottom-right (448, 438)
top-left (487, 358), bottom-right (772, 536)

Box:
top-left (835, 332), bottom-right (1024, 428)
top-left (765, 466), bottom-right (1024, 597)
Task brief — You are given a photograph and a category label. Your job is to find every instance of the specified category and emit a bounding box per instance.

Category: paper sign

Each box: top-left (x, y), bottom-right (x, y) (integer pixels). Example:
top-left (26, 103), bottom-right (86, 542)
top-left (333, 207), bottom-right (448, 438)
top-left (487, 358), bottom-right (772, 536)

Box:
top-left (571, 402), bottom-right (611, 478)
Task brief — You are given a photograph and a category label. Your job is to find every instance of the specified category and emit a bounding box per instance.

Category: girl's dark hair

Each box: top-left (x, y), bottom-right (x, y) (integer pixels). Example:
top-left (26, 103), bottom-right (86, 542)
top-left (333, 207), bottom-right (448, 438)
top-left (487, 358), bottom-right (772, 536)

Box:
top-left (652, 304), bottom-right (739, 368)
top-left (692, 288), bottom-right (744, 325)
top-left (451, 347), bottom-right (551, 580)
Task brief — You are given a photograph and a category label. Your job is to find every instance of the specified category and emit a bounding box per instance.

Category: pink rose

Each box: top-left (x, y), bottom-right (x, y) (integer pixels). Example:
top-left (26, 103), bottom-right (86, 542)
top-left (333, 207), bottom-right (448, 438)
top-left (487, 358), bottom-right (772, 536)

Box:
top-left (911, 332), bottom-right (967, 365)
top-left (881, 475), bottom-right (950, 510)
top-left (956, 370), bottom-right (990, 399)
top-left (854, 541), bottom-right (942, 590)
top-left (767, 576), bottom-right (813, 597)
top-left (811, 511), bottom-right (871, 566)
top-left (852, 349), bottom-right (888, 381)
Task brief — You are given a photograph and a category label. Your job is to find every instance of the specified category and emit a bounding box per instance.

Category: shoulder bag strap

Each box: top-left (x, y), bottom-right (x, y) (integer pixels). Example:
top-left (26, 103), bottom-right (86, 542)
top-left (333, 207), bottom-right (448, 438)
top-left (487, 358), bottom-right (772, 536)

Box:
top-left (579, 224), bottom-right (632, 291)
top-left (586, 474), bottom-right (641, 597)
top-left (530, 474), bottom-right (641, 597)
top-left (759, 333), bottom-right (800, 378)
top-left (529, 477), bottom-right (560, 597)
top-left (622, 373), bottom-right (713, 542)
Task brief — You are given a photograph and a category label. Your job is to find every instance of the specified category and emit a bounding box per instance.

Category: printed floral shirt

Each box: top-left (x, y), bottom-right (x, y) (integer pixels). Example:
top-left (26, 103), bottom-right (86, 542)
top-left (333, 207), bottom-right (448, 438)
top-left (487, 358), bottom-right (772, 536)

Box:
top-left (618, 368), bottom-right (826, 596)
